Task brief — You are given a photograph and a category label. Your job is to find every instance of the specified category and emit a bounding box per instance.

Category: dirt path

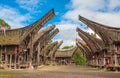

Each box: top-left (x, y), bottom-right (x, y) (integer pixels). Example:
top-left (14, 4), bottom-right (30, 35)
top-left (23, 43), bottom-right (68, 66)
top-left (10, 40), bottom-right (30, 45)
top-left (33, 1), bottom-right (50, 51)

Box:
top-left (0, 65), bottom-right (120, 78)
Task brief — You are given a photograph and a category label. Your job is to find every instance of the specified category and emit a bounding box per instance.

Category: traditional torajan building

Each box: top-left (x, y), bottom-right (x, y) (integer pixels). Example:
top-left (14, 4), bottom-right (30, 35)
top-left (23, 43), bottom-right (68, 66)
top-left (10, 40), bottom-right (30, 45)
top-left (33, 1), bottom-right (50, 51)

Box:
top-left (0, 9), bottom-right (61, 69)
top-left (78, 15), bottom-right (120, 68)
top-left (76, 28), bottom-right (106, 66)
top-left (53, 47), bottom-right (78, 65)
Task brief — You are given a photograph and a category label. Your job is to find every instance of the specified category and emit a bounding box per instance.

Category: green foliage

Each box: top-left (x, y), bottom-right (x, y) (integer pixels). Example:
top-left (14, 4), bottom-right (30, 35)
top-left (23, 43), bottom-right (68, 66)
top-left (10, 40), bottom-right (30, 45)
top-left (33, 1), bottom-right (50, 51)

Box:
top-left (0, 19), bottom-right (11, 29)
top-left (73, 49), bottom-right (86, 65)
top-left (62, 45), bottom-right (73, 49)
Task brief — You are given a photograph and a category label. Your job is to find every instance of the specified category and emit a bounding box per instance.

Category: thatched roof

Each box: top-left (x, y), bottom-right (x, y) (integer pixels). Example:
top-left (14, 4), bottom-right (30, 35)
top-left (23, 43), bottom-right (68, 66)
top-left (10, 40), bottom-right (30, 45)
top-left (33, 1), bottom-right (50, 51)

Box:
top-left (79, 16), bottom-right (120, 45)
top-left (0, 9), bottom-right (55, 46)
top-left (0, 27), bottom-right (29, 45)
top-left (55, 46), bottom-right (77, 58)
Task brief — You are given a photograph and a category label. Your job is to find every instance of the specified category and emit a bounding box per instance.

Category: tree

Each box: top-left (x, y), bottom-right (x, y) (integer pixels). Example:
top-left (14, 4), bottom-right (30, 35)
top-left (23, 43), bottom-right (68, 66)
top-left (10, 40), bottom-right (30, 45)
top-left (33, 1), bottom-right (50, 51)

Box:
top-left (0, 19), bottom-right (11, 29)
top-left (73, 48), bottom-right (86, 65)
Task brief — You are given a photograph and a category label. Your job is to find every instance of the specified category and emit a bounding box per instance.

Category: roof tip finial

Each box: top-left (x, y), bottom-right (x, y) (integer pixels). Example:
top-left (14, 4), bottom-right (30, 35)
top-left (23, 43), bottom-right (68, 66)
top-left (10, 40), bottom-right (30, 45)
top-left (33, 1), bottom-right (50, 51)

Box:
top-left (78, 15), bottom-right (83, 20)
top-left (51, 8), bottom-right (54, 12)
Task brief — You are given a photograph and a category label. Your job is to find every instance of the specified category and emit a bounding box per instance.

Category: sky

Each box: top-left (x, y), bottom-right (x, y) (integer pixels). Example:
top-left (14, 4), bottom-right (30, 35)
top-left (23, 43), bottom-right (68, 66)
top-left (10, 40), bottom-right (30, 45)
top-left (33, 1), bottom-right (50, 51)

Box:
top-left (0, 0), bottom-right (120, 47)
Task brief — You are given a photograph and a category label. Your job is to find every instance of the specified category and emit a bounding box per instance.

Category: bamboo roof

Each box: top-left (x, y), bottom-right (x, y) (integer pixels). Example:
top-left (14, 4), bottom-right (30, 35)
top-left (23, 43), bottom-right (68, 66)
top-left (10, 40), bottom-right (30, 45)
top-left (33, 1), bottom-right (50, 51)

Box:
top-left (55, 46), bottom-right (77, 58)
top-left (0, 9), bottom-right (55, 46)
top-left (79, 16), bottom-right (120, 45)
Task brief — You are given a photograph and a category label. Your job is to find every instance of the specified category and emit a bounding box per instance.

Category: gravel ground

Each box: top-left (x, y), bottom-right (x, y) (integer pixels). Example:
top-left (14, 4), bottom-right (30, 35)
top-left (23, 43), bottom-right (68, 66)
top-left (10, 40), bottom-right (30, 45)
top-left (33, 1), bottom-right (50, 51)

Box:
top-left (0, 65), bottom-right (120, 78)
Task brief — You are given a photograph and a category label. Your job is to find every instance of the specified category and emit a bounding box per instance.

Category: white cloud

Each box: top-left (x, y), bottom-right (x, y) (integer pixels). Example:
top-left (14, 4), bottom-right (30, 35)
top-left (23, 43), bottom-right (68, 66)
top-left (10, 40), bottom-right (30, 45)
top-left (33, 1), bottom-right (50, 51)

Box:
top-left (16, 0), bottom-right (41, 12)
top-left (53, 38), bottom-right (76, 48)
top-left (70, 0), bottom-right (105, 10)
top-left (53, 22), bottom-right (79, 47)
top-left (64, 0), bottom-right (120, 27)
top-left (108, 0), bottom-right (120, 10)
top-left (0, 6), bottom-right (32, 28)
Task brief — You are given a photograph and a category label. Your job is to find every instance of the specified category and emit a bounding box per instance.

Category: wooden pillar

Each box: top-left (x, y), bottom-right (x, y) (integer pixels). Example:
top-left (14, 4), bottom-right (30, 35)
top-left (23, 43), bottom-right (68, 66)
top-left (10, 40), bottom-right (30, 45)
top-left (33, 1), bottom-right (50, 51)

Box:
top-left (114, 44), bottom-right (118, 66)
top-left (5, 47), bottom-right (8, 68)
top-left (50, 46), bottom-right (56, 65)
top-left (0, 47), bottom-right (2, 61)
top-left (114, 53), bottom-right (118, 66)
top-left (9, 54), bottom-right (12, 69)
top-left (96, 54), bottom-right (99, 66)
top-left (29, 33), bottom-right (33, 69)
top-left (14, 47), bottom-right (17, 69)
top-left (18, 56), bottom-right (20, 69)
top-left (103, 51), bottom-right (106, 65)
top-left (14, 54), bottom-right (16, 69)
top-left (37, 42), bottom-right (40, 66)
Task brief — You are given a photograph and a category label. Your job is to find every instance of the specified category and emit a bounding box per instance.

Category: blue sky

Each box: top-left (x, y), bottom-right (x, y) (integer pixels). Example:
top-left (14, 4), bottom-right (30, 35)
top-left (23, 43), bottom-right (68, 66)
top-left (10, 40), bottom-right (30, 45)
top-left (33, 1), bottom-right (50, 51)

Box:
top-left (0, 0), bottom-right (69, 26)
top-left (0, 0), bottom-right (120, 47)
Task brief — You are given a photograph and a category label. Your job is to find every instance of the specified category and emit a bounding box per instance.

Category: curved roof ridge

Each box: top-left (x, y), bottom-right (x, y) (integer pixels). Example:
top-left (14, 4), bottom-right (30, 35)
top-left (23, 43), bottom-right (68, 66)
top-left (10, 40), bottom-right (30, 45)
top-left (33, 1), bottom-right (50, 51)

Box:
top-left (79, 15), bottom-right (120, 44)
top-left (79, 15), bottom-right (120, 29)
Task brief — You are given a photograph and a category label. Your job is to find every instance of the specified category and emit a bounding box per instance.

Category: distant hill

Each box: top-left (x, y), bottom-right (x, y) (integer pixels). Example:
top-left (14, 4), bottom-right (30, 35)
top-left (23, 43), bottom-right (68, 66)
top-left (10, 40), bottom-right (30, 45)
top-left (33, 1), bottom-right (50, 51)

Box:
top-left (0, 19), bottom-right (11, 29)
